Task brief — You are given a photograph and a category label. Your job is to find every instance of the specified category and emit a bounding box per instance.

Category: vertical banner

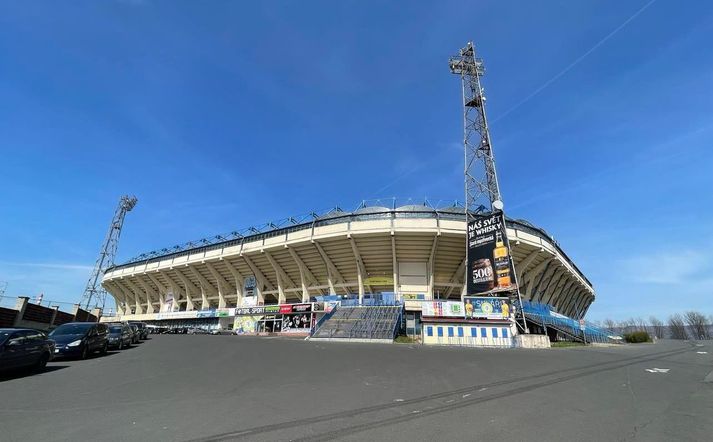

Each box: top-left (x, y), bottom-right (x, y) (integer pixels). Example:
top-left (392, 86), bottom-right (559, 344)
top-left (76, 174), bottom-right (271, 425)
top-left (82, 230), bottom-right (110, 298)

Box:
top-left (467, 211), bottom-right (517, 296)
top-left (163, 292), bottom-right (175, 312)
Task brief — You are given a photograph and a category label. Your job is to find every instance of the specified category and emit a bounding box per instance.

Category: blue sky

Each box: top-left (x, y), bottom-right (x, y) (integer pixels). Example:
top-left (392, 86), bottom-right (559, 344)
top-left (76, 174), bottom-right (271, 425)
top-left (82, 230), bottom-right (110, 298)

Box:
top-left (1, 1), bottom-right (712, 321)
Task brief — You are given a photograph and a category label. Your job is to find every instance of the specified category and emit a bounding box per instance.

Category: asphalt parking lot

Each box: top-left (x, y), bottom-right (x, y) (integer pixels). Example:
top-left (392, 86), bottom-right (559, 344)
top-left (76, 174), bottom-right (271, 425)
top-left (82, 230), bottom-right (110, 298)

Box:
top-left (1, 336), bottom-right (711, 442)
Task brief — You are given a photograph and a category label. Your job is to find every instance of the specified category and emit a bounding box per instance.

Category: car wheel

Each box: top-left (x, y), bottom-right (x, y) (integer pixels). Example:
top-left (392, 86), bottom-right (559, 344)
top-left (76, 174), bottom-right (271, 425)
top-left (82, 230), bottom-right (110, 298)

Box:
top-left (80, 346), bottom-right (88, 360)
top-left (101, 342), bottom-right (108, 355)
top-left (34, 353), bottom-right (49, 372)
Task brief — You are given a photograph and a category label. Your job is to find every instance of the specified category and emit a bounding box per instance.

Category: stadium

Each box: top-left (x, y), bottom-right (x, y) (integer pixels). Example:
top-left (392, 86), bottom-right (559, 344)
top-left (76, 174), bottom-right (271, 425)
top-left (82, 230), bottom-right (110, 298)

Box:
top-left (98, 43), bottom-right (607, 347)
top-left (101, 201), bottom-right (600, 345)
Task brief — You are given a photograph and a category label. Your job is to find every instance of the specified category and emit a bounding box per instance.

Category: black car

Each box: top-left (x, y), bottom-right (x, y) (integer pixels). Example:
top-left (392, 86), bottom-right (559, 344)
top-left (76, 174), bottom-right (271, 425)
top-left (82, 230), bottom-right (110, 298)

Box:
top-left (128, 322), bottom-right (149, 340)
top-left (49, 322), bottom-right (108, 359)
top-left (0, 328), bottom-right (55, 373)
top-left (107, 324), bottom-right (133, 350)
top-left (128, 324), bottom-right (140, 344)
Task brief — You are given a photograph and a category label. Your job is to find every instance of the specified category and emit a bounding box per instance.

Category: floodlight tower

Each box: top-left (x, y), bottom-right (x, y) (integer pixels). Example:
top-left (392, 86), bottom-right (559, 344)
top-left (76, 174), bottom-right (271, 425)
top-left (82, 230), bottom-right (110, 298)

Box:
top-left (80, 195), bottom-right (137, 312)
top-left (449, 42), bottom-right (503, 220)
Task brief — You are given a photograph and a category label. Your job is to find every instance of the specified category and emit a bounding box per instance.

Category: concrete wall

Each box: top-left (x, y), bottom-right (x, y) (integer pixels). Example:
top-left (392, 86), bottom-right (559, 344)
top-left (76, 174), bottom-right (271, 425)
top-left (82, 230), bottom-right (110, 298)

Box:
top-left (5, 297), bottom-right (99, 331)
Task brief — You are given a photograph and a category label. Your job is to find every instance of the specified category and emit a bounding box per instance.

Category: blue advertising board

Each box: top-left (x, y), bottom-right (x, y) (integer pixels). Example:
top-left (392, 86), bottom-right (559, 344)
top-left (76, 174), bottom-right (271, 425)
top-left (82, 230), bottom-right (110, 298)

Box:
top-left (463, 297), bottom-right (511, 320)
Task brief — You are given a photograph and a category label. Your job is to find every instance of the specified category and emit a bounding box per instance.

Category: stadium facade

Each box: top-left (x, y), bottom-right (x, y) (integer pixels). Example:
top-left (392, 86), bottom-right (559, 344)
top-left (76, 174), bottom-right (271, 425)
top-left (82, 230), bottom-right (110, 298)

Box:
top-left (102, 203), bottom-right (595, 330)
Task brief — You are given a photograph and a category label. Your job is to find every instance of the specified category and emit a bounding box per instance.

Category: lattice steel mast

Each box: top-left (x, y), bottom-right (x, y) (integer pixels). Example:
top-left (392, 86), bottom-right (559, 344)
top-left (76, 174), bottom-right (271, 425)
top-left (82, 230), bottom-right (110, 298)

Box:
top-left (449, 42), bottom-right (502, 220)
top-left (80, 195), bottom-right (137, 311)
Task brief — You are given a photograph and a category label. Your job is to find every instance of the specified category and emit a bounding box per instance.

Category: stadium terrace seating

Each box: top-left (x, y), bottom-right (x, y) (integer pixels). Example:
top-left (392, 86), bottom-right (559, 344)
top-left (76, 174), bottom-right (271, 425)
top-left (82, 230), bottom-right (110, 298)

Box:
top-left (521, 301), bottom-right (619, 344)
top-left (311, 306), bottom-right (402, 341)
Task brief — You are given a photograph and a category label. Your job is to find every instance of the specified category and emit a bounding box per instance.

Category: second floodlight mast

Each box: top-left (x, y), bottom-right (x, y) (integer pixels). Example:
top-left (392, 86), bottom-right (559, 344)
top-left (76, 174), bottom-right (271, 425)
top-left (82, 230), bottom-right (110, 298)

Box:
top-left (449, 42), bottom-right (528, 332)
top-left (80, 195), bottom-right (138, 313)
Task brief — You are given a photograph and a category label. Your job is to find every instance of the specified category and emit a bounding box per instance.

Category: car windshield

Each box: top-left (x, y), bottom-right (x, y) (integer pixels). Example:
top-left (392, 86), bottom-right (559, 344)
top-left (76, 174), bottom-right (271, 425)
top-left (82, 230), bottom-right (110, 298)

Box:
top-left (50, 324), bottom-right (93, 336)
top-left (0, 331), bottom-right (11, 345)
top-left (109, 326), bottom-right (123, 333)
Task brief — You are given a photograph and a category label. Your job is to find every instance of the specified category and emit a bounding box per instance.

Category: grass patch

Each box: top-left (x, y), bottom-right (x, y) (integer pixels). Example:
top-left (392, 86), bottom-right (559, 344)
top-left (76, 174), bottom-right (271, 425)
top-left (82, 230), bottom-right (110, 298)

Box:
top-left (551, 341), bottom-right (586, 348)
top-left (394, 335), bottom-right (418, 344)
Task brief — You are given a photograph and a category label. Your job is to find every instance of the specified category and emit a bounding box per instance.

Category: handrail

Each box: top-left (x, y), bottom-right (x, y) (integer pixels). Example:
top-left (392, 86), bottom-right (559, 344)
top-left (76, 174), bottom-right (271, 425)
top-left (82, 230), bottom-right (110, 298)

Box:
top-left (311, 305), bottom-right (339, 337)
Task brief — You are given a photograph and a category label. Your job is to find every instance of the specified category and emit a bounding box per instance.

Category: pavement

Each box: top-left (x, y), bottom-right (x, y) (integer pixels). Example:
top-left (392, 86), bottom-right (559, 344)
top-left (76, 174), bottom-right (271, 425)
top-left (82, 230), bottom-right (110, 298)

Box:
top-left (0, 336), bottom-right (711, 442)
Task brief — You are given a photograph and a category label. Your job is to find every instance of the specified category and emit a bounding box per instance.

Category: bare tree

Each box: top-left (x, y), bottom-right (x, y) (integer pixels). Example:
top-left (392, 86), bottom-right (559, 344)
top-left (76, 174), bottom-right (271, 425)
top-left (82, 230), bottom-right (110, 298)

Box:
top-left (683, 311), bottom-right (710, 340)
top-left (603, 318), bottom-right (617, 334)
top-left (649, 316), bottom-right (665, 339)
top-left (668, 314), bottom-right (688, 340)
top-left (635, 317), bottom-right (649, 334)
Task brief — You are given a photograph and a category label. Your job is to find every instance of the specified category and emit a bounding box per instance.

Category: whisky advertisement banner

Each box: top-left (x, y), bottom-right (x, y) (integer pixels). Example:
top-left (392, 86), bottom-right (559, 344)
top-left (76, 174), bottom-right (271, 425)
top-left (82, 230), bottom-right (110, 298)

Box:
top-left (467, 211), bottom-right (517, 295)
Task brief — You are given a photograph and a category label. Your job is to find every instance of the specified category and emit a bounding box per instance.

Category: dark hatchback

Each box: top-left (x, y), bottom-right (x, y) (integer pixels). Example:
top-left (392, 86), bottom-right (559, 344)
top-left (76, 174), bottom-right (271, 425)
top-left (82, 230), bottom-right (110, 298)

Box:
top-left (107, 324), bottom-right (133, 350)
top-left (0, 328), bottom-right (55, 373)
top-left (49, 322), bottom-right (109, 359)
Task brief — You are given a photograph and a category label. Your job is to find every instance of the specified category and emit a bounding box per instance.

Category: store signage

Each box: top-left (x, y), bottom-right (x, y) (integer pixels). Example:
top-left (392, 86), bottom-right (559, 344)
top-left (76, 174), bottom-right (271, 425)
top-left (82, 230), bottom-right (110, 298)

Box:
top-left (235, 305), bottom-right (280, 316)
top-left (467, 211), bottom-right (517, 296)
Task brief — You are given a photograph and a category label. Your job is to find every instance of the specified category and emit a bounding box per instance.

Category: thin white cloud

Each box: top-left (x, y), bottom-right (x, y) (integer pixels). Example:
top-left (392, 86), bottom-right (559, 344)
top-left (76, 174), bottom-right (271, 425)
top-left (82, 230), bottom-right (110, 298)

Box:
top-left (0, 261), bottom-right (93, 271)
top-left (491, 0), bottom-right (658, 124)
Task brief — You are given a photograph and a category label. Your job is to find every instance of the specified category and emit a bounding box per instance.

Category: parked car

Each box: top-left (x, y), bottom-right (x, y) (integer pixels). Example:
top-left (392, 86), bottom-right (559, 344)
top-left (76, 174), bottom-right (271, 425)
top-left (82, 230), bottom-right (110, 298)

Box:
top-left (188, 328), bottom-right (209, 335)
top-left (107, 324), bottom-right (133, 350)
top-left (128, 322), bottom-right (149, 340)
top-left (128, 324), bottom-right (140, 344)
top-left (49, 322), bottom-right (108, 359)
top-left (0, 328), bottom-right (55, 373)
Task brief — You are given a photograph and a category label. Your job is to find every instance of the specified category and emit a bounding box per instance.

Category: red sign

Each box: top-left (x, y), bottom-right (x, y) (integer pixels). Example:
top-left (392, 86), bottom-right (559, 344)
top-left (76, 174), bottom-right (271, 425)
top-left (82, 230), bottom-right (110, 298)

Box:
top-left (279, 305), bottom-right (293, 314)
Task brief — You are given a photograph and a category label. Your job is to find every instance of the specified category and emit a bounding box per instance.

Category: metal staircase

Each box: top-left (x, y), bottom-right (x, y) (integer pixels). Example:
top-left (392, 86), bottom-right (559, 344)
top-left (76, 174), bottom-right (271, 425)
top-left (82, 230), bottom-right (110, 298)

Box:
top-left (521, 301), bottom-right (619, 344)
top-left (311, 306), bottom-right (402, 341)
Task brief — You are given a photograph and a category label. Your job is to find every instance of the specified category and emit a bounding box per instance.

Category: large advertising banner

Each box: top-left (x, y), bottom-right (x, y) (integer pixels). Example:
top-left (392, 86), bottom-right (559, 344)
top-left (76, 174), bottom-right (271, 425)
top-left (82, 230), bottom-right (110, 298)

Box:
top-left (467, 211), bottom-right (517, 295)
top-left (464, 297), bottom-right (511, 320)
top-left (280, 313), bottom-right (312, 333)
top-left (422, 301), bottom-right (465, 318)
top-left (234, 316), bottom-right (260, 334)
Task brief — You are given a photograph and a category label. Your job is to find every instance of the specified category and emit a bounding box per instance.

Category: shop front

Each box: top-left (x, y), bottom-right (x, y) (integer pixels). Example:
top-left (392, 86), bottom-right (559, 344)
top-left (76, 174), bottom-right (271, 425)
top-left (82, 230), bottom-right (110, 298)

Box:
top-left (234, 303), bottom-right (315, 336)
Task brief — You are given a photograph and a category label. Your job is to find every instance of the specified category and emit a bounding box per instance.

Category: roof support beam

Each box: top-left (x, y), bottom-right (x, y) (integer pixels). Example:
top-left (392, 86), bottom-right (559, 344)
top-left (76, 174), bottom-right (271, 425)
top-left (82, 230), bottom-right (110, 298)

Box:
top-left (288, 248), bottom-right (314, 302)
top-left (529, 261), bottom-right (555, 299)
top-left (313, 241), bottom-right (345, 294)
top-left (521, 257), bottom-right (553, 299)
top-left (446, 257), bottom-right (467, 298)
top-left (427, 235), bottom-right (438, 298)
top-left (105, 281), bottom-right (130, 315)
top-left (515, 249), bottom-right (541, 279)
top-left (392, 236), bottom-right (399, 298)
top-left (205, 262), bottom-right (235, 308)
top-left (122, 278), bottom-right (145, 315)
top-left (173, 269), bottom-right (201, 310)
top-left (349, 238), bottom-right (370, 303)
top-left (223, 259), bottom-right (245, 306)
top-left (543, 271), bottom-right (569, 306)
top-left (536, 267), bottom-right (564, 303)
top-left (135, 277), bottom-right (156, 314)
top-left (242, 254), bottom-right (271, 303)
top-left (146, 273), bottom-right (168, 309)
top-left (164, 272), bottom-right (191, 311)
